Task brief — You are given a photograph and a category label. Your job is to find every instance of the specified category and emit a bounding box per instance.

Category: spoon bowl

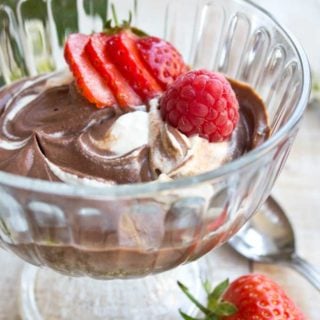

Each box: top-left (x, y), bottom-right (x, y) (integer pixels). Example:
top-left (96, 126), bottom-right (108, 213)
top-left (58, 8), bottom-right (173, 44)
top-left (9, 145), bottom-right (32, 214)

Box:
top-left (229, 196), bottom-right (320, 291)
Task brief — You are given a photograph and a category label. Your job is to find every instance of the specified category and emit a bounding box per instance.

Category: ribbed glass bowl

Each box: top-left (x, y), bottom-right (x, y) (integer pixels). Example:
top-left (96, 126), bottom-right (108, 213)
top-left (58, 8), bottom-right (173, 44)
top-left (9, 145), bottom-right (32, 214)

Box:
top-left (0, 0), bottom-right (311, 319)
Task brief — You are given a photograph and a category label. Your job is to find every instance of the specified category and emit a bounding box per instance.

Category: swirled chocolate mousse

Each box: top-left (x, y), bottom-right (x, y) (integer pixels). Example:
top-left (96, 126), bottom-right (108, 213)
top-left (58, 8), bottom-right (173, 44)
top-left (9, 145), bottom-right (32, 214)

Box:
top-left (0, 23), bottom-right (270, 184)
top-left (0, 71), bottom-right (268, 184)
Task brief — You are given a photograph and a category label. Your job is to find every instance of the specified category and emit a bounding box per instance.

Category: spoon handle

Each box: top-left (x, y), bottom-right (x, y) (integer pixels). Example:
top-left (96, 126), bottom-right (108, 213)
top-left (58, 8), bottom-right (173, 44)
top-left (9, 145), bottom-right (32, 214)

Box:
top-left (288, 255), bottom-right (320, 292)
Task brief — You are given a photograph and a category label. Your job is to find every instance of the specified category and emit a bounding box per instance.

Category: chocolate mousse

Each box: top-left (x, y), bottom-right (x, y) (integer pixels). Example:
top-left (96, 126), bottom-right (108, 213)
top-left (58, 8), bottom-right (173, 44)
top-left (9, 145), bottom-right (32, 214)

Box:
top-left (0, 72), bottom-right (269, 185)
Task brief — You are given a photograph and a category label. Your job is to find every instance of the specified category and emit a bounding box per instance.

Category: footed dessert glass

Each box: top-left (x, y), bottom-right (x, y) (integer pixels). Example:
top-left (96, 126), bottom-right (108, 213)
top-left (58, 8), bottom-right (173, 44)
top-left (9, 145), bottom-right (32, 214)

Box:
top-left (0, 0), bottom-right (311, 319)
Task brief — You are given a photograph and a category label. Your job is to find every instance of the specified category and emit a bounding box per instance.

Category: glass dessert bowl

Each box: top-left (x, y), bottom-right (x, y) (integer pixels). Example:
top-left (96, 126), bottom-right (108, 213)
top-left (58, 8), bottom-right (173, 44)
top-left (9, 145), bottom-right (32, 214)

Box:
top-left (0, 0), bottom-right (310, 319)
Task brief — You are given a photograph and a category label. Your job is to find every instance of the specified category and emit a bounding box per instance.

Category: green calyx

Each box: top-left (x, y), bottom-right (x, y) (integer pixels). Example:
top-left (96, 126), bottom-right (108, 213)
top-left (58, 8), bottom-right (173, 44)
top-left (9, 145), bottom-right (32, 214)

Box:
top-left (103, 3), bottom-right (148, 37)
top-left (178, 279), bottom-right (237, 320)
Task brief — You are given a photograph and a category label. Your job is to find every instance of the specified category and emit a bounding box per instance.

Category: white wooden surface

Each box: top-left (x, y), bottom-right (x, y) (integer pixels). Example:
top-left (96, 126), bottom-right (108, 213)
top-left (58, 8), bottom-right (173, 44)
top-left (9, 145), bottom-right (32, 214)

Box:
top-left (1, 2), bottom-right (320, 318)
top-left (0, 106), bottom-right (319, 319)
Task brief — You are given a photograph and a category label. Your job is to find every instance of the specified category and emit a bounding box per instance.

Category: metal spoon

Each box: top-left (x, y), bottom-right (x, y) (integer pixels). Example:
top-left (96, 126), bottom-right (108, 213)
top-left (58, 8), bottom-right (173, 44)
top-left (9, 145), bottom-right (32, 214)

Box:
top-left (229, 196), bottom-right (320, 291)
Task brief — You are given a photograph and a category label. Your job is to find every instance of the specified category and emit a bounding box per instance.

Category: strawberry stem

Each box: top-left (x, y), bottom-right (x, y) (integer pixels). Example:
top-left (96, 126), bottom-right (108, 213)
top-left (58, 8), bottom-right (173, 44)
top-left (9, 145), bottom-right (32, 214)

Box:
top-left (104, 3), bottom-right (148, 37)
top-left (127, 11), bottom-right (132, 26)
top-left (111, 3), bottom-right (119, 27)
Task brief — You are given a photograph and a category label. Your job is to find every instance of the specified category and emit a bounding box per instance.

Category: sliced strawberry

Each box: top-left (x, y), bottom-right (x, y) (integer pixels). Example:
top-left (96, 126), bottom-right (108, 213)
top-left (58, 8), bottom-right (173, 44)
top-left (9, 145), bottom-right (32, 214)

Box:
top-left (64, 34), bottom-right (116, 108)
top-left (137, 37), bottom-right (189, 90)
top-left (106, 30), bottom-right (162, 101)
top-left (85, 33), bottom-right (142, 107)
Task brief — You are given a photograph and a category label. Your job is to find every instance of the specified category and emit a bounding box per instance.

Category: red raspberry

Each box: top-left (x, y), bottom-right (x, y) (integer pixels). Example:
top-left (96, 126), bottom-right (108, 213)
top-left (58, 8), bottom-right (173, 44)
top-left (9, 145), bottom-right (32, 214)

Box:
top-left (160, 70), bottom-right (239, 142)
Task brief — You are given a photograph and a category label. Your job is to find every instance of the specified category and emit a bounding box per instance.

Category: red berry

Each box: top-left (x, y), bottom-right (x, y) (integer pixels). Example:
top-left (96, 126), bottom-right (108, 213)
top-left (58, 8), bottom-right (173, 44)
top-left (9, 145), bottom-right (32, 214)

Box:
top-left (160, 70), bottom-right (239, 142)
top-left (106, 30), bottom-right (162, 101)
top-left (85, 33), bottom-right (142, 107)
top-left (64, 34), bottom-right (116, 108)
top-left (136, 36), bottom-right (189, 90)
top-left (223, 274), bottom-right (306, 320)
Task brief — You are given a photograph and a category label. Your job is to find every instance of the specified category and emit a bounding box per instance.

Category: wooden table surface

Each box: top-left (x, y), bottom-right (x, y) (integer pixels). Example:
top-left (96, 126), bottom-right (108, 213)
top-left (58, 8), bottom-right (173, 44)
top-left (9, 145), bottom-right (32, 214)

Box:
top-left (0, 104), bottom-right (319, 319)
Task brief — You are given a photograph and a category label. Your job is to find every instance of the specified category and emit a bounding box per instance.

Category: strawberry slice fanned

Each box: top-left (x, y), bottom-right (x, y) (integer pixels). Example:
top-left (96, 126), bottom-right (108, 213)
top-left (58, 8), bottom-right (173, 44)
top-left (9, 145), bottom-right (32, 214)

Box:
top-left (106, 30), bottom-right (163, 101)
top-left (64, 34), bottom-right (116, 108)
top-left (85, 33), bottom-right (142, 107)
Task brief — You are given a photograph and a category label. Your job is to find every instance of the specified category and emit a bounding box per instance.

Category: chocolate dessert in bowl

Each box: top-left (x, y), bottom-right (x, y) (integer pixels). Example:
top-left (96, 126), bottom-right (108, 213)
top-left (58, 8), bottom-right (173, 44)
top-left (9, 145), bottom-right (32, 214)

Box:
top-left (0, 0), bottom-right (310, 319)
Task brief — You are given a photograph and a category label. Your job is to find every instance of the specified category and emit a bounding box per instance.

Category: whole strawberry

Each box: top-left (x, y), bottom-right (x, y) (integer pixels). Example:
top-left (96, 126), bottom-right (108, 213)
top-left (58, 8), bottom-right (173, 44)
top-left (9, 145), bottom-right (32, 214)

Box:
top-left (160, 70), bottom-right (239, 142)
top-left (178, 274), bottom-right (306, 320)
top-left (223, 274), bottom-right (306, 320)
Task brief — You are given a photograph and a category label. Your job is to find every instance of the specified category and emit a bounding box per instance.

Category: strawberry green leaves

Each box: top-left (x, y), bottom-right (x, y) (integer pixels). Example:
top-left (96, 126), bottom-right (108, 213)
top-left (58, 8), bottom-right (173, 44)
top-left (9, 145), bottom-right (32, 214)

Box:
top-left (178, 280), bottom-right (237, 320)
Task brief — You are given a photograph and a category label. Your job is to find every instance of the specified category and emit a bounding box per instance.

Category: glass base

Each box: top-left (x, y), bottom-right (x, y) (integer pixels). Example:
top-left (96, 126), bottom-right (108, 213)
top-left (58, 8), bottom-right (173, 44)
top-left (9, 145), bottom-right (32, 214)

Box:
top-left (20, 261), bottom-right (207, 320)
